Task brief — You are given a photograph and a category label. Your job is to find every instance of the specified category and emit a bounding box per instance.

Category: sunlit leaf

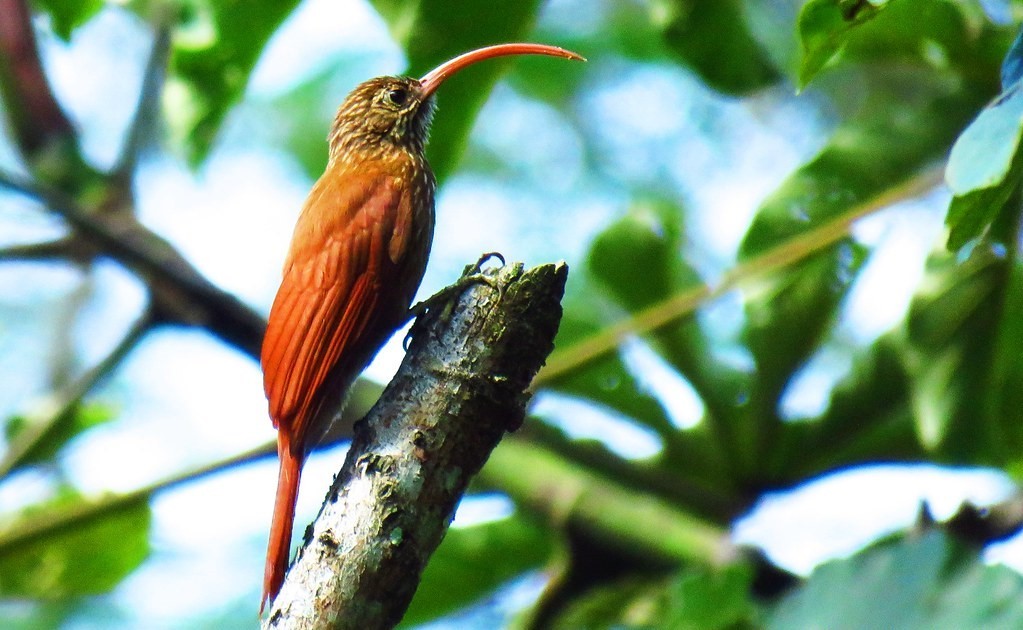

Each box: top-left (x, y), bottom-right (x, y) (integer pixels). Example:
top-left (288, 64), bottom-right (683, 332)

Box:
top-left (797, 0), bottom-right (891, 89)
top-left (945, 83), bottom-right (1023, 250)
top-left (947, 85), bottom-right (1023, 196)
top-left (0, 489), bottom-right (150, 597)
top-left (401, 513), bottom-right (555, 626)
top-left (768, 530), bottom-right (1023, 628)
top-left (167, 0), bottom-right (301, 162)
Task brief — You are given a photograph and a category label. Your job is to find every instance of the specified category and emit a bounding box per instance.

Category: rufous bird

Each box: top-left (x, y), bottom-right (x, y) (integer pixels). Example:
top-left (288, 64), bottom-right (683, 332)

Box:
top-left (259, 43), bottom-right (584, 612)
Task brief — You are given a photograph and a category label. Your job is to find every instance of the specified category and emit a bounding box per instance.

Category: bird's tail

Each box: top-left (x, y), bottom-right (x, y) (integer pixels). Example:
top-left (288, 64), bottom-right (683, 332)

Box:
top-left (261, 437), bottom-right (303, 614)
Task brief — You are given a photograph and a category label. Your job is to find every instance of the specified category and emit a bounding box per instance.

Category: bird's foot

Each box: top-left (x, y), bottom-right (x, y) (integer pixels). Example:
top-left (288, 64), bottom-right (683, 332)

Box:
top-left (403, 252), bottom-right (506, 350)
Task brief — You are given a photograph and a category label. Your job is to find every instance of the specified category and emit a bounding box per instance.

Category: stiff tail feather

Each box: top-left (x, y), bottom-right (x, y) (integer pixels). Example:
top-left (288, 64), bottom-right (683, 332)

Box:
top-left (260, 438), bottom-right (303, 614)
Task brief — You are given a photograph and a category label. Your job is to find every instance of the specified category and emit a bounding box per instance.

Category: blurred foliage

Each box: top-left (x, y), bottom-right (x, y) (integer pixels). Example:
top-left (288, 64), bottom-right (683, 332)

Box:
top-left (30, 0), bottom-right (103, 41)
top-left (549, 564), bottom-right (757, 629)
top-left (401, 514), bottom-right (555, 626)
top-left (6, 0), bottom-right (1023, 628)
top-left (653, 0), bottom-right (779, 94)
top-left (0, 487), bottom-right (150, 598)
top-left (3, 403), bottom-right (115, 472)
top-left (164, 0), bottom-right (303, 163)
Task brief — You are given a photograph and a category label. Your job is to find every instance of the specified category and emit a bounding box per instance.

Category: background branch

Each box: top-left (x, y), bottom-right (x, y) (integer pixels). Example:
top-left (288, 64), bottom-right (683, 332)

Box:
top-left (265, 261), bottom-right (567, 629)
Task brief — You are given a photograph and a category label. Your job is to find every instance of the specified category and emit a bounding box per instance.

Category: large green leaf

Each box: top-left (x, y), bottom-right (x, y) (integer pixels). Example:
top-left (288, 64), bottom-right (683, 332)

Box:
top-left (735, 0), bottom-right (1001, 476)
top-left (652, 0), bottom-right (779, 95)
top-left (369, 0), bottom-right (548, 183)
top-left (739, 245), bottom-right (865, 477)
top-left (903, 246), bottom-right (1015, 460)
top-left (582, 202), bottom-right (749, 471)
top-left (774, 336), bottom-right (923, 480)
top-left (401, 512), bottom-right (555, 626)
top-left (768, 529), bottom-right (1023, 628)
top-left (740, 69), bottom-right (984, 257)
top-left (0, 489), bottom-right (150, 597)
top-left (167, 0), bottom-right (302, 162)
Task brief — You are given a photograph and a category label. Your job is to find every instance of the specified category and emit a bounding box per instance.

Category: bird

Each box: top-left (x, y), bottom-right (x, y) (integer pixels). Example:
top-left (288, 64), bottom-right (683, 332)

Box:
top-left (259, 43), bottom-right (584, 612)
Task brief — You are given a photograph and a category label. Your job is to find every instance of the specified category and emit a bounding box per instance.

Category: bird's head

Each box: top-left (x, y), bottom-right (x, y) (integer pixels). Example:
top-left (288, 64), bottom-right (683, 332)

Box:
top-left (328, 43), bottom-right (584, 162)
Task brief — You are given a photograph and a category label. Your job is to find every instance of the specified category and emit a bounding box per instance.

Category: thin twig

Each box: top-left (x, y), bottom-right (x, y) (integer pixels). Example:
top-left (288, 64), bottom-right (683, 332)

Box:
top-left (0, 310), bottom-right (153, 479)
top-left (112, 18), bottom-right (172, 181)
top-left (0, 437), bottom-right (276, 553)
top-left (534, 164), bottom-right (946, 387)
top-left (0, 238), bottom-right (76, 262)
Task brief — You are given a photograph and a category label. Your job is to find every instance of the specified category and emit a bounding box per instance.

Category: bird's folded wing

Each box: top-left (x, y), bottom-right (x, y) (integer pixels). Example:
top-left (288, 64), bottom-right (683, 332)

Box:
top-left (261, 175), bottom-right (401, 441)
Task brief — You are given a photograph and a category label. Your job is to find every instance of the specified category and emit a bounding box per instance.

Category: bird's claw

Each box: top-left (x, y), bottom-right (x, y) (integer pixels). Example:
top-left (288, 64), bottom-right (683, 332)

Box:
top-left (403, 252), bottom-right (507, 350)
top-left (465, 251), bottom-right (505, 276)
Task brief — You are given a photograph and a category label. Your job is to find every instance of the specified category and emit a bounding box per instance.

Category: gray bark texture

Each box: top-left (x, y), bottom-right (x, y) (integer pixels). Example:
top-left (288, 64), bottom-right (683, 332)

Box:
top-left (263, 260), bottom-right (568, 629)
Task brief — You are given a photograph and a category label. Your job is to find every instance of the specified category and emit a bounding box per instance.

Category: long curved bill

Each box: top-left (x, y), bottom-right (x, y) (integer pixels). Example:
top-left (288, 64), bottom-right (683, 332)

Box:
top-left (418, 43), bottom-right (585, 98)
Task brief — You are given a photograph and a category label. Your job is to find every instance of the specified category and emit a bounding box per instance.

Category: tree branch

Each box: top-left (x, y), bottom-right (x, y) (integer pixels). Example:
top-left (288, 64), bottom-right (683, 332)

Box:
top-left (264, 261), bottom-right (567, 629)
top-left (0, 0), bottom-right (76, 157)
top-left (0, 169), bottom-right (267, 358)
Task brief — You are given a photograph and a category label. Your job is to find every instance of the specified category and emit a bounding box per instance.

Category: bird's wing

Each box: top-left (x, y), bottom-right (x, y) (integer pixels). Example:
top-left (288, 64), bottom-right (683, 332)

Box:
top-left (261, 173), bottom-right (402, 442)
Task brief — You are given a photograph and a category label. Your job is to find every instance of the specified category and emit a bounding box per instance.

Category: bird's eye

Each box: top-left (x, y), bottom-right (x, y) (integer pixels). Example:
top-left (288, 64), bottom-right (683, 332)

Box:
top-left (386, 88), bottom-right (408, 106)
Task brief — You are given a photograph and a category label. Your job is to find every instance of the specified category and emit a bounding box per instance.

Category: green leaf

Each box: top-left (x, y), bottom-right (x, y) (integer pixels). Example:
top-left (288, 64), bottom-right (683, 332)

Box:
top-left (582, 201), bottom-right (748, 459)
top-left (550, 564), bottom-right (756, 629)
top-left (4, 402), bottom-right (117, 472)
top-left (797, 0), bottom-right (891, 89)
top-left (0, 489), bottom-right (150, 597)
top-left (768, 530), bottom-right (1023, 629)
top-left (652, 0), bottom-right (779, 95)
top-left (401, 513), bottom-right (555, 626)
top-left (774, 337), bottom-right (922, 480)
top-left (740, 245), bottom-right (865, 475)
top-left (31, 0), bottom-right (103, 41)
top-left (369, 0), bottom-right (548, 183)
top-left (743, 247), bottom-right (863, 406)
top-left (983, 256), bottom-right (1023, 460)
top-left (945, 175), bottom-right (1021, 251)
top-left (947, 84), bottom-right (1023, 196)
top-left (586, 200), bottom-right (699, 316)
top-left (944, 83), bottom-right (1023, 249)
top-left (903, 246), bottom-right (1015, 459)
top-left (168, 0), bottom-right (302, 162)
top-left (546, 278), bottom-right (677, 442)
